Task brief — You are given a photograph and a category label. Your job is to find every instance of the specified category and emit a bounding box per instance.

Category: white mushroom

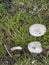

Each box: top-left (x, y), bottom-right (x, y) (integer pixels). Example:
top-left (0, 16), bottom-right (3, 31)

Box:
top-left (32, 60), bottom-right (37, 65)
top-left (11, 46), bottom-right (22, 51)
top-left (4, 44), bottom-right (22, 57)
top-left (29, 24), bottom-right (46, 37)
top-left (28, 41), bottom-right (42, 53)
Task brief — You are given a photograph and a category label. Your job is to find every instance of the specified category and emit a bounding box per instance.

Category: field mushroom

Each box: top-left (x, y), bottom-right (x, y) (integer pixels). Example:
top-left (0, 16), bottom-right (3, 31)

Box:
top-left (4, 44), bottom-right (22, 57)
top-left (28, 41), bottom-right (42, 53)
top-left (29, 24), bottom-right (46, 37)
top-left (11, 46), bottom-right (22, 51)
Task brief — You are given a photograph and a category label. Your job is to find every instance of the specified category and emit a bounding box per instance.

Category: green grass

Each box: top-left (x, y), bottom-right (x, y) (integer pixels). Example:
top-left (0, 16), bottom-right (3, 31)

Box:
top-left (0, 0), bottom-right (49, 65)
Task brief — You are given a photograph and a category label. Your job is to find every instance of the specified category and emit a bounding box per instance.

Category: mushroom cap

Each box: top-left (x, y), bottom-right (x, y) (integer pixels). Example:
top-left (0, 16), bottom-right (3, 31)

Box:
top-left (28, 41), bottom-right (42, 53)
top-left (29, 24), bottom-right (46, 37)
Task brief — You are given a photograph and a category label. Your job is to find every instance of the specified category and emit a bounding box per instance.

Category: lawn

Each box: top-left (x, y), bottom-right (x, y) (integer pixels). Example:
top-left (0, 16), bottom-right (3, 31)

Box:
top-left (0, 0), bottom-right (49, 65)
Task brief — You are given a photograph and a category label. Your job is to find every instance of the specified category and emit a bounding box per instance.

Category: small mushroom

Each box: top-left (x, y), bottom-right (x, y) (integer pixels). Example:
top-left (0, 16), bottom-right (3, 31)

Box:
top-left (4, 44), bottom-right (22, 57)
top-left (28, 41), bottom-right (42, 53)
top-left (29, 24), bottom-right (46, 37)
top-left (32, 60), bottom-right (37, 65)
top-left (11, 46), bottom-right (22, 51)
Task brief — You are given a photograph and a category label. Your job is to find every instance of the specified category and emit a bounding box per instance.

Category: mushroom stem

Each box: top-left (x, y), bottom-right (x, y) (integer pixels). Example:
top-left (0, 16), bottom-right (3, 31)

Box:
top-left (11, 46), bottom-right (22, 51)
